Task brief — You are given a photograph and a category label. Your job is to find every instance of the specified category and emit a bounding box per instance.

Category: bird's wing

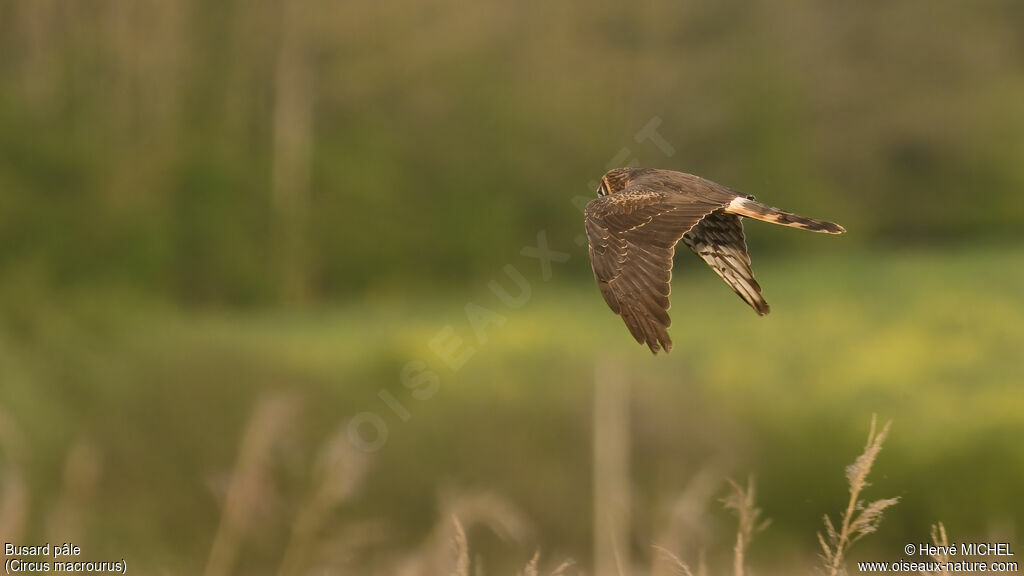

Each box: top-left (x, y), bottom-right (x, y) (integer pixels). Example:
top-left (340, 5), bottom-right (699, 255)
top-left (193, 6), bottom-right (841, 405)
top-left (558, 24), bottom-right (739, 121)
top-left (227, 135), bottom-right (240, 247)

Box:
top-left (682, 210), bottom-right (769, 315)
top-left (585, 185), bottom-right (730, 353)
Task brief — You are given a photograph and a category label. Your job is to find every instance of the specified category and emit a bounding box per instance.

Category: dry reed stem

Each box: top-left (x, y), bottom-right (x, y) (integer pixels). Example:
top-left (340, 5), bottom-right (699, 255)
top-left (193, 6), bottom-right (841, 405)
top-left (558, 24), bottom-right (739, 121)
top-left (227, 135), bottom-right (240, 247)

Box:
top-left (818, 416), bottom-right (899, 576)
top-left (452, 516), bottom-right (470, 576)
top-left (277, 424), bottom-right (369, 576)
top-left (0, 409), bottom-right (28, 554)
top-left (523, 551), bottom-right (575, 576)
top-left (524, 551), bottom-right (541, 576)
top-left (696, 550), bottom-right (709, 576)
top-left (593, 357), bottom-right (630, 576)
top-left (651, 465), bottom-right (719, 576)
top-left (923, 523), bottom-right (951, 576)
top-left (204, 393), bottom-right (300, 576)
top-left (722, 477), bottom-right (769, 576)
top-left (652, 546), bottom-right (695, 576)
top-left (548, 560), bottom-right (576, 575)
top-left (270, 0), bottom-right (316, 303)
top-left (46, 440), bottom-right (102, 546)
top-left (396, 491), bottom-right (530, 576)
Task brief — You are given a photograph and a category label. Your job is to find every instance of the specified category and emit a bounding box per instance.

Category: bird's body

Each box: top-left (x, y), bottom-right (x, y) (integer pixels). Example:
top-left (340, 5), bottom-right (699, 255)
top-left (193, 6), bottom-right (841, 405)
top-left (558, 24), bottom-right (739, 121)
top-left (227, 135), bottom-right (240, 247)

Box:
top-left (584, 168), bottom-right (844, 354)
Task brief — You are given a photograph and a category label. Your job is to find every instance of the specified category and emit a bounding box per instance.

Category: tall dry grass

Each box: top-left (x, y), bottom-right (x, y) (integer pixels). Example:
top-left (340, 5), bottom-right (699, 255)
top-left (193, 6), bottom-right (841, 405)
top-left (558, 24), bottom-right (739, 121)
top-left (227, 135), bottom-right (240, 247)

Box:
top-left (0, 409), bottom-right (104, 570)
top-left (651, 465), bottom-right (719, 576)
top-left (276, 424), bottom-right (369, 576)
top-left (593, 358), bottom-right (631, 576)
top-left (204, 393), bottom-right (302, 576)
top-left (721, 478), bottom-right (769, 576)
top-left (0, 396), bottom-right (920, 575)
top-left (817, 416), bottom-right (900, 576)
top-left (393, 491), bottom-right (532, 576)
top-left (0, 408), bottom-right (29, 554)
top-left (921, 523), bottom-right (951, 576)
top-left (45, 439), bottom-right (102, 545)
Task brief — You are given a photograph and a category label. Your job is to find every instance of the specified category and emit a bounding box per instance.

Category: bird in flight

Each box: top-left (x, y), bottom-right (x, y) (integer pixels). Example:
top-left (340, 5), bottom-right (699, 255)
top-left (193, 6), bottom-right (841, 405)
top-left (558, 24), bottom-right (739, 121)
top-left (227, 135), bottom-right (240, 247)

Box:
top-left (584, 167), bottom-right (845, 354)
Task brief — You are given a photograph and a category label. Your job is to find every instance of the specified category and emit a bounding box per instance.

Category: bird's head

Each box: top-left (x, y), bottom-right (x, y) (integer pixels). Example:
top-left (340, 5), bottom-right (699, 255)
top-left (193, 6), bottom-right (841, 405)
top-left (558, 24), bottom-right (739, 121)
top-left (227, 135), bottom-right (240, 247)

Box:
top-left (596, 167), bottom-right (638, 196)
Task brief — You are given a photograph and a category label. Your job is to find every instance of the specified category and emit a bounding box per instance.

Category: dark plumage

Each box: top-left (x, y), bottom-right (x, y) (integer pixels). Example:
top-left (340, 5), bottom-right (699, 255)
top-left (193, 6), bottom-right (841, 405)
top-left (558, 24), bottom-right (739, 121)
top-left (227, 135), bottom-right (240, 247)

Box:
top-left (584, 167), bottom-right (845, 354)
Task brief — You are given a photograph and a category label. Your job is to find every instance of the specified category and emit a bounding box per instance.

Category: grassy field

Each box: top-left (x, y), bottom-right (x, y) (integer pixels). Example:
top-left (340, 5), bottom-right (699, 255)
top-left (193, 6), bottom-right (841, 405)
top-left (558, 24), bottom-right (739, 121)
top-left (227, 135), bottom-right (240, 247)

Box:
top-left (1, 246), bottom-right (1023, 574)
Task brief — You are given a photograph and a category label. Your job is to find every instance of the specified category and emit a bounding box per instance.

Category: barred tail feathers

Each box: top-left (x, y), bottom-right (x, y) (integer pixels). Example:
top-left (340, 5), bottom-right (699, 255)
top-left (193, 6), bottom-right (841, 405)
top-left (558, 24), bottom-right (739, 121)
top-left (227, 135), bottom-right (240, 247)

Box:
top-left (726, 197), bottom-right (845, 234)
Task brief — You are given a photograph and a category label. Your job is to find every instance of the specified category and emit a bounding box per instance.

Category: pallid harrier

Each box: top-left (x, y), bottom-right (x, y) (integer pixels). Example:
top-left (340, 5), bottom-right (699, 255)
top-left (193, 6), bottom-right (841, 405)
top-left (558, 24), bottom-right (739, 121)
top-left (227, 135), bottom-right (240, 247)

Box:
top-left (584, 167), bottom-right (844, 354)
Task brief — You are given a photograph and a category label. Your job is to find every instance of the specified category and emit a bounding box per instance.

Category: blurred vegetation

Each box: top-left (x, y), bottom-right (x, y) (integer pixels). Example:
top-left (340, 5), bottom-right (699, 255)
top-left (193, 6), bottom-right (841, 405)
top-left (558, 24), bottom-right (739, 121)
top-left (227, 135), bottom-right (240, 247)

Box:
top-left (2, 0), bottom-right (1024, 305)
top-left (2, 0), bottom-right (1024, 573)
top-left (3, 249), bottom-right (1024, 572)
top-left (2, 249), bottom-right (1024, 569)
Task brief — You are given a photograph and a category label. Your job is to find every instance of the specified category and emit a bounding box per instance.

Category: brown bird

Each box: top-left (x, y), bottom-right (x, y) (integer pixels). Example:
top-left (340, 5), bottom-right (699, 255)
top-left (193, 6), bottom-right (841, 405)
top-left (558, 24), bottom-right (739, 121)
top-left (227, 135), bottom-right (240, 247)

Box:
top-left (584, 167), bottom-right (845, 354)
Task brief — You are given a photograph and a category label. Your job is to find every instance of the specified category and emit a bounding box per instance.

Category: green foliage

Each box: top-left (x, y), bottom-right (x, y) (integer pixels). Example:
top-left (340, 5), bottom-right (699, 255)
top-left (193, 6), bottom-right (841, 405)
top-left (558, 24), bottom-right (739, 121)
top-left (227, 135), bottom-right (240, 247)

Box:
top-left (2, 1), bottom-right (1024, 303)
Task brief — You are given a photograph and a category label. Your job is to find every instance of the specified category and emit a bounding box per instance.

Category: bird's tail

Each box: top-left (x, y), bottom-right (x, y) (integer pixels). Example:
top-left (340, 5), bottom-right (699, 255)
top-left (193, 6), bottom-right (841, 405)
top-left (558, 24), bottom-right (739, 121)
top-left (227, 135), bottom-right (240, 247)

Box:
top-left (726, 197), bottom-right (845, 234)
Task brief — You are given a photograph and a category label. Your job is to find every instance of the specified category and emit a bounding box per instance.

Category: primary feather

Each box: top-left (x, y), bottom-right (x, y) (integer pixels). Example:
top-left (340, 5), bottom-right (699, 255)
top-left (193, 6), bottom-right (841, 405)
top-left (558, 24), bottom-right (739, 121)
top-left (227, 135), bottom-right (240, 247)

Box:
top-left (584, 168), bottom-right (845, 354)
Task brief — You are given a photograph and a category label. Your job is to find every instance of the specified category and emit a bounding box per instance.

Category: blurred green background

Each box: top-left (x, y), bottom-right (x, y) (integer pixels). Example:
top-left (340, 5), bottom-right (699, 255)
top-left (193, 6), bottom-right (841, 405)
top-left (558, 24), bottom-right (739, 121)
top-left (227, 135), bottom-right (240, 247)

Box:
top-left (1, 1), bottom-right (1023, 574)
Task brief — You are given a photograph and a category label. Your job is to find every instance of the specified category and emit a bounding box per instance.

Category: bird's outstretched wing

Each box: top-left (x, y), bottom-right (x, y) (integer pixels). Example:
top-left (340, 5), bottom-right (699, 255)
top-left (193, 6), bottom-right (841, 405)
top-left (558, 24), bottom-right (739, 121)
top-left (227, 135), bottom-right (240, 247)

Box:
top-left (683, 210), bottom-right (769, 315)
top-left (584, 185), bottom-right (730, 353)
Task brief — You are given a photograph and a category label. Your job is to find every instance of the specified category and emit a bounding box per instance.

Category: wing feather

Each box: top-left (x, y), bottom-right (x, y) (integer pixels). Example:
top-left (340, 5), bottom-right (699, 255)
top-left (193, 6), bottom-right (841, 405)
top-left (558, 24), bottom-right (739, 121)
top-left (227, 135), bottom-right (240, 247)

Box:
top-left (584, 185), bottom-right (730, 353)
top-left (682, 210), bottom-right (770, 315)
